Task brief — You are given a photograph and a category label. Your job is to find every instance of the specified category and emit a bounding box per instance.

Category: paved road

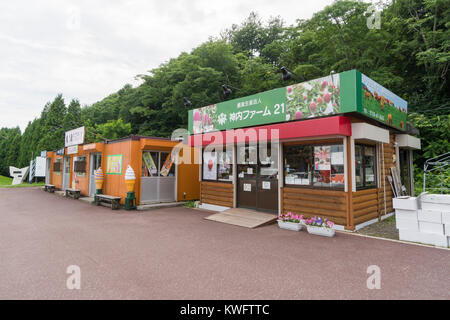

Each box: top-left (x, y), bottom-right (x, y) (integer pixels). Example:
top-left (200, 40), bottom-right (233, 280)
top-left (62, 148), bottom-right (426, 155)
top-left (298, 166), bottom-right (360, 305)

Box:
top-left (0, 188), bottom-right (449, 299)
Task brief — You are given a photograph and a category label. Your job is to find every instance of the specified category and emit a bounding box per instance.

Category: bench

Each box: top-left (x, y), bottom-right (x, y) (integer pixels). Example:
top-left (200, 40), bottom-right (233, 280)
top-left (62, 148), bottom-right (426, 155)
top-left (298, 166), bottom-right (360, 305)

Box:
top-left (65, 188), bottom-right (81, 200)
top-left (44, 184), bottom-right (56, 193)
top-left (96, 194), bottom-right (121, 210)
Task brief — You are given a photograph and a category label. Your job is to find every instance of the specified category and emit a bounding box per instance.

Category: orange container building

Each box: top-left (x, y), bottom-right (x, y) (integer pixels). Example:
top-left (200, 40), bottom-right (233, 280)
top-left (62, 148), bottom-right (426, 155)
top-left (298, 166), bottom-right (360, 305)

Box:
top-left (46, 135), bottom-right (200, 205)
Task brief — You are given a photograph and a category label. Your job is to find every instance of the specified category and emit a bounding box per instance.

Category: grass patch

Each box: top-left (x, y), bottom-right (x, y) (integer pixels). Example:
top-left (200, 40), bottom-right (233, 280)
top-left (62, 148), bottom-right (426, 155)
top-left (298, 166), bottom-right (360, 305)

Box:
top-left (0, 175), bottom-right (12, 185)
top-left (0, 175), bottom-right (44, 188)
top-left (183, 200), bottom-right (197, 208)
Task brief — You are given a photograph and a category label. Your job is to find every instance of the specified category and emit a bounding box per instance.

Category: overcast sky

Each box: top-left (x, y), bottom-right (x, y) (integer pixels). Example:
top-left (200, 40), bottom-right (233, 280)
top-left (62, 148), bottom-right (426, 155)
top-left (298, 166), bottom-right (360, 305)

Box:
top-left (0, 0), bottom-right (336, 131)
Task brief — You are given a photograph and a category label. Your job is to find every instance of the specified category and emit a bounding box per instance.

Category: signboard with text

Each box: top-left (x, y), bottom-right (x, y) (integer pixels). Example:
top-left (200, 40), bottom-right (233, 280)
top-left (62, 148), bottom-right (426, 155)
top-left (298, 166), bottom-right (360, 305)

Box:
top-left (188, 70), bottom-right (407, 133)
top-left (65, 126), bottom-right (85, 147)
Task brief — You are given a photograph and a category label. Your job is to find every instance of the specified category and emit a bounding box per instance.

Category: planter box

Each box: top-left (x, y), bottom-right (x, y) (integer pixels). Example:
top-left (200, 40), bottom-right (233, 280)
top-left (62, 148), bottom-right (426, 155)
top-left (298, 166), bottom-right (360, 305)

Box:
top-left (419, 221), bottom-right (444, 235)
top-left (306, 225), bottom-right (335, 237)
top-left (277, 220), bottom-right (302, 231)
top-left (418, 209), bottom-right (442, 223)
top-left (393, 197), bottom-right (418, 211)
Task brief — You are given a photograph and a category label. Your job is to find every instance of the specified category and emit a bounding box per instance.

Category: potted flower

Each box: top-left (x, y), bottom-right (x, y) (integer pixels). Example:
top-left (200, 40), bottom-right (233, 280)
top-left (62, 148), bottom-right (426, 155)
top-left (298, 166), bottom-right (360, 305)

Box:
top-left (304, 217), bottom-right (335, 237)
top-left (277, 212), bottom-right (303, 231)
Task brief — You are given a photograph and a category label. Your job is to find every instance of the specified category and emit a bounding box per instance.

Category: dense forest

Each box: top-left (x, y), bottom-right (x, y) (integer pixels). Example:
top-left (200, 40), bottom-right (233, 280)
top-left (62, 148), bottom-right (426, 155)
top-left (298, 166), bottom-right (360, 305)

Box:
top-left (0, 0), bottom-right (449, 191)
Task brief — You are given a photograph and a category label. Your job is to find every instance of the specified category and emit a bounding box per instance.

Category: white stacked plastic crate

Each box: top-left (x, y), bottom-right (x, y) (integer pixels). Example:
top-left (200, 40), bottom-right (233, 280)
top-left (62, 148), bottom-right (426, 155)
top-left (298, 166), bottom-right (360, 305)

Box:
top-left (393, 195), bottom-right (450, 248)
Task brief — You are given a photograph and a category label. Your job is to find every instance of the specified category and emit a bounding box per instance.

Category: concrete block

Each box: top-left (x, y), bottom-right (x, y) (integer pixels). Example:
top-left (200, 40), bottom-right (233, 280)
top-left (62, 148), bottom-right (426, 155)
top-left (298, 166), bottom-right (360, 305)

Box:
top-left (417, 232), bottom-right (448, 247)
top-left (393, 197), bottom-right (418, 211)
top-left (396, 217), bottom-right (419, 231)
top-left (444, 224), bottom-right (450, 236)
top-left (421, 202), bottom-right (450, 211)
top-left (418, 209), bottom-right (442, 223)
top-left (399, 229), bottom-right (421, 243)
top-left (442, 212), bottom-right (450, 224)
top-left (395, 209), bottom-right (418, 220)
top-left (421, 194), bottom-right (450, 205)
top-left (419, 221), bottom-right (444, 235)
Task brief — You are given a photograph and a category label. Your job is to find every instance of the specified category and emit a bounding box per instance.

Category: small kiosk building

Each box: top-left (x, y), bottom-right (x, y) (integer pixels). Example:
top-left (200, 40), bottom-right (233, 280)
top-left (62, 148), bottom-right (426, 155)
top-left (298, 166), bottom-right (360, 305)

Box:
top-left (47, 136), bottom-right (199, 205)
top-left (188, 70), bottom-right (421, 231)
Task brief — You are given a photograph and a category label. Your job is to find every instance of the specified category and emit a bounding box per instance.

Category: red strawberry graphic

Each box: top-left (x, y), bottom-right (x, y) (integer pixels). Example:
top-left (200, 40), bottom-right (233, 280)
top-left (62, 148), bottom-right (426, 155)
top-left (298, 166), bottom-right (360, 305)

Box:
top-left (208, 159), bottom-right (213, 170)
top-left (310, 102), bottom-right (317, 113)
top-left (295, 111), bottom-right (302, 119)
top-left (324, 93), bottom-right (331, 103)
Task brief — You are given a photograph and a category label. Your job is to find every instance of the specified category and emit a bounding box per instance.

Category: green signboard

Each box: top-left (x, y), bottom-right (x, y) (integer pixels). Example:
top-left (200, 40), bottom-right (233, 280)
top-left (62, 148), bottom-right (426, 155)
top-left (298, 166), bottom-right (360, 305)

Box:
top-left (188, 70), bottom-right (407, 134)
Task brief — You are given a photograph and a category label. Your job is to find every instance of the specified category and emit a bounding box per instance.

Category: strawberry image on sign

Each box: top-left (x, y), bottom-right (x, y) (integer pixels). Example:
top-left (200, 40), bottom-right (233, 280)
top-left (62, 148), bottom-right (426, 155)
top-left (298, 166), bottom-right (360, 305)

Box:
top-left (208, 159), bottom-right (214, 170)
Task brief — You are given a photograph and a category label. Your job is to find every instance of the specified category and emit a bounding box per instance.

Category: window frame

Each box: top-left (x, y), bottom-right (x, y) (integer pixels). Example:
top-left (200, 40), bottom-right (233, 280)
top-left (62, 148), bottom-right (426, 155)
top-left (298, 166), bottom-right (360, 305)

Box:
top-left (355, 143), bottom-right (377, 190)
top-left (282, 141), bottom-right (345, 190)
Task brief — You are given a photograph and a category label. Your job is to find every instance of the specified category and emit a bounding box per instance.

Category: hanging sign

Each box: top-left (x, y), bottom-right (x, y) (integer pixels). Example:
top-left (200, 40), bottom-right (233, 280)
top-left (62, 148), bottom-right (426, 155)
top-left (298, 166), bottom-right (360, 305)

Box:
top-left (56, 148), bottom-right (65, 156)
top-left (65, 126), bottom-right (85, 147)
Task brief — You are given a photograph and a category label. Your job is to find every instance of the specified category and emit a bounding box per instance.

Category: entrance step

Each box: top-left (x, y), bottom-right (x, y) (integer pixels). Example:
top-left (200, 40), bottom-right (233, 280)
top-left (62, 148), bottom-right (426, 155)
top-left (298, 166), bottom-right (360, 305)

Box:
top-left (205, 208), bottom-right (277, 229)
top-left (137, 202), bottom-right (186, 211)
top-left (79, 197), bottom-right (95, 204)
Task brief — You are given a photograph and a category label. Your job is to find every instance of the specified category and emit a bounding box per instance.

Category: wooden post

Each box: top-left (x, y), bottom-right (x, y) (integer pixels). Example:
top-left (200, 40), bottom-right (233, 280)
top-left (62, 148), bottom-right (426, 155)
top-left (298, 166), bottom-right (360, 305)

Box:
top-left (345, 137), bottom-right (355, 231)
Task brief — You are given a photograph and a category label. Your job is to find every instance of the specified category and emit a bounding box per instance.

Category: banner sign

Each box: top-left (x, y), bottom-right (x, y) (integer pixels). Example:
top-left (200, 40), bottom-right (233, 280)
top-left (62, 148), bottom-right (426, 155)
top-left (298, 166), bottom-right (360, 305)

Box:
top-left (188, 70), bottom-right (407, 133)
top-left (56, 148), bottom-right (65, 156)
top-left (65, 126), bottom-right (85, 147)
top-left (106, 154), bottom-right (123, 175)
top-left (189, 74), bottom-right (340, 134)
top-left (361, 73), bottom-right (407, 129)
top-left (160, 153), bottom-right (174, 177)
top-left (67, 145), bottom-right (78, 155)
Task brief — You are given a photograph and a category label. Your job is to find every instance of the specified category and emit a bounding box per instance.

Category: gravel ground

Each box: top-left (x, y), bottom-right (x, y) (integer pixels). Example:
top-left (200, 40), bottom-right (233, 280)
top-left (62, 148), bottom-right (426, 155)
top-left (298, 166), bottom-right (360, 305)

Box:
top-left (357, 215), bottom-right (399, 240)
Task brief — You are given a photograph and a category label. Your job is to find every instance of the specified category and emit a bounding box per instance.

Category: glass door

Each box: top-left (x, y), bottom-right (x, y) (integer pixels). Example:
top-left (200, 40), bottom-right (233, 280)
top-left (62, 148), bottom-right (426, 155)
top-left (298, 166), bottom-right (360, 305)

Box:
top-left (89, 153), bottom-right (102, 196)
top-left (237, 144), bottom-right (279, 213)
top-left (62, 156), bottom-right (71, 190)
top-left (257, 144), bottom-right (278, 212)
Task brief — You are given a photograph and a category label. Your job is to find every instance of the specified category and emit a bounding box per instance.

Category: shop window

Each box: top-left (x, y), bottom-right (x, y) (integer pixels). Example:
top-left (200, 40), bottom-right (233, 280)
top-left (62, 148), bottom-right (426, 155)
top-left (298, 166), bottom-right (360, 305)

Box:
top-left (142, 151), bottom-right (176, 177)
top-left (203, 149), bottom-right (233, 182)
top-left (355, 144), bottom-right (377, 189)
top-left (142, 151), bottom-right (159, 177)
top-left (74, 156), bottom-right (87, 176)
top-left (53, 158), bottom-right (62, 174)
top-left (160, 152), bottom-right (175, 177)
top-left (283, 143), bottom-right (345, 189)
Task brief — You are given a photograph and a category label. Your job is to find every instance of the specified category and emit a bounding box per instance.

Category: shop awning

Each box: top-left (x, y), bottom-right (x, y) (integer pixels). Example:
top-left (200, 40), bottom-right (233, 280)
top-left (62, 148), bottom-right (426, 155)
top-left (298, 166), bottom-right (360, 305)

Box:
top-left (189, 115), bottom-right (352, 146)
top-left (351, 122), bottom-right (390, 144)
top-left (396, 134), bottom-right (421, 150)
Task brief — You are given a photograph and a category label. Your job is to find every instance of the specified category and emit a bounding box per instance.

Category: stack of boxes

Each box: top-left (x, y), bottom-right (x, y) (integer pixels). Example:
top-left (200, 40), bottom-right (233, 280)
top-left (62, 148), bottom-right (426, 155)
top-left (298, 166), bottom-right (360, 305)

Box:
top-left (393, 194), bottom-right (450, 248)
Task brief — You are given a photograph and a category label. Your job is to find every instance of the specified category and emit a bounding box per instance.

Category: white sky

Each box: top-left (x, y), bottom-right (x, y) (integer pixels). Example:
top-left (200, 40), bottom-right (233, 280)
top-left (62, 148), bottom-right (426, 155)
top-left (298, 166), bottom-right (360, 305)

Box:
top-left (0, 0), bottom-right (336, 131)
